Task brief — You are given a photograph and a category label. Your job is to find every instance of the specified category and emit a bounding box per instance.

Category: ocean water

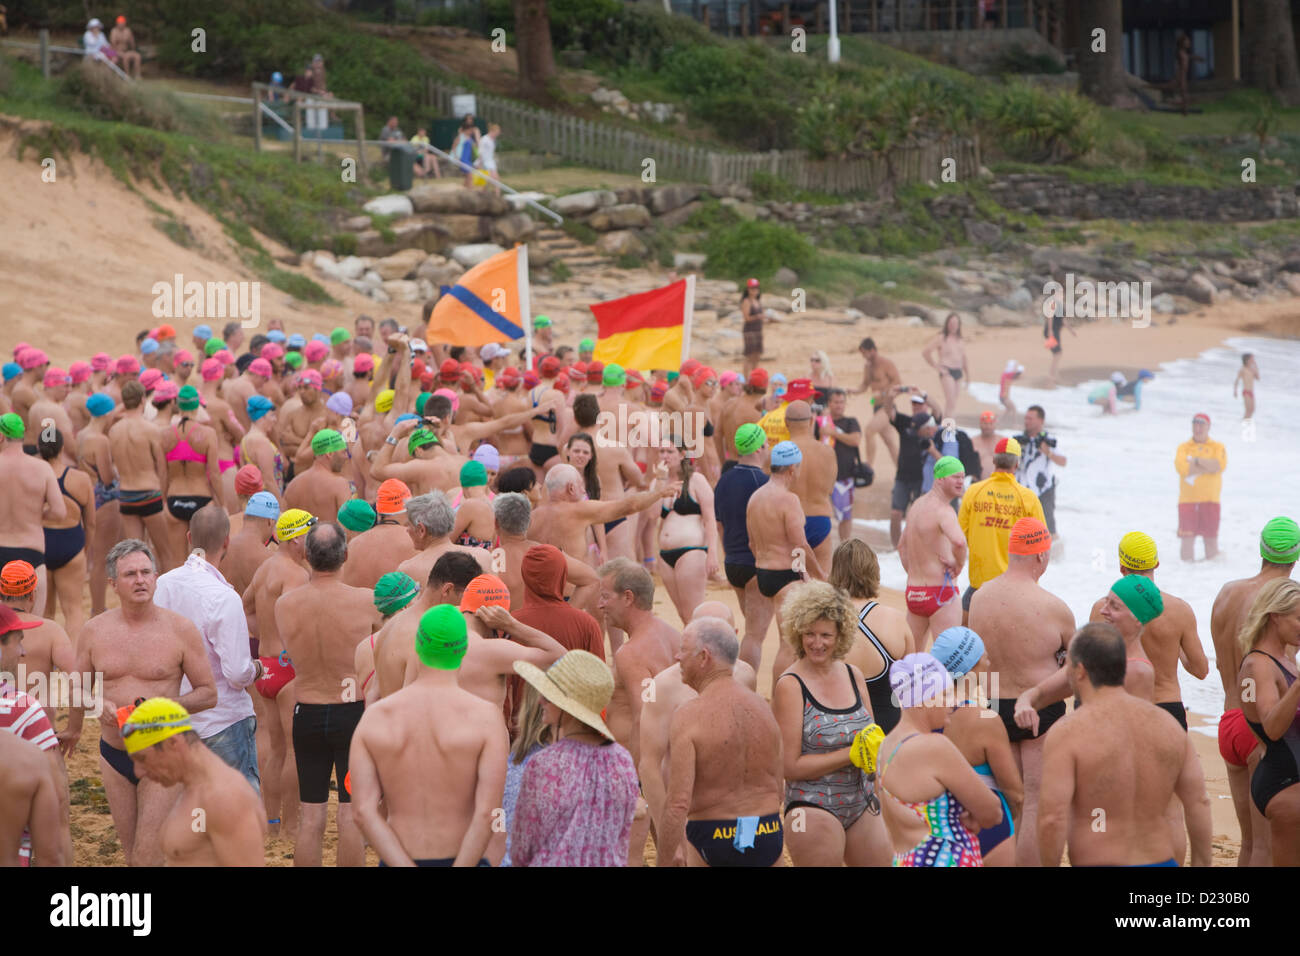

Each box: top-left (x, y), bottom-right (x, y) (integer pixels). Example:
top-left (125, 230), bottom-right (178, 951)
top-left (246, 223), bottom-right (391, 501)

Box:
top-left (866, 335), bottom-right (1300, 722)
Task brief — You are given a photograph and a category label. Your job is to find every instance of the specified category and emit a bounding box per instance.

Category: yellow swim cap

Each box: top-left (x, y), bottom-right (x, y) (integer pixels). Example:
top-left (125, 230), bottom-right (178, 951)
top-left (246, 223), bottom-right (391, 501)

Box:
top-left (275, 508), bottom-right (317, 542)
top-left (122, 697), bottom-right (192, 756)
top-left (375, 389), bottom-right (395, 413)
top-left (1118, 531), bottom-right (1158, 571)
top-left (849, 723), bottom-right (886, 774)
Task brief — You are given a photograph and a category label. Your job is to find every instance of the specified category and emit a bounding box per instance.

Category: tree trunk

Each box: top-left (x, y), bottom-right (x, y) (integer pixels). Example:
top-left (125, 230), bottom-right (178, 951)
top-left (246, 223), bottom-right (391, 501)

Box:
top-left (1076, 0), bottom-right (1126, 106)
top-left (1244, 0), bottom-right (1300, 106)
top-left (514, 0), bottom-right (556, 101)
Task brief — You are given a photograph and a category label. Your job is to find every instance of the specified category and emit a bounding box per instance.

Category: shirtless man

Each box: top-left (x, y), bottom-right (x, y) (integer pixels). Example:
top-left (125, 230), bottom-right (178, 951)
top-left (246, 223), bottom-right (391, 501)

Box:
top-left (455, 574), bottom-right (566, 708)
top-left (284, 429), bottom-right (353, 524)
top-left (971, 410), bottom-right (1000, 481)
top-left (0, 412), bottom-right (65, 617)
top-left (1087, 533), bottom-right (1208, 731)
top-left (488, 368), bottom-right (531, 462)
top-left (848, 338), bottom-right (901, 467)
top-left (275, 522), bottom-right (382, 867)
top-left (240, 397), bottom-right (284, 503)
top-left (748, 441), bottom-right (825, 686)
top-left (1210, 515), bottom-right (1297, 866)
top-left (276, 372), bottom-right (323, 467)
top-left (784, 400), bottom-right (836, 574)
top-left (659, 618), bottom-right (785, 867)
top-left (1037, 626), bottom-right (1212, 867)
top-left (341, 478), bottom-right (416, 589)
top-left (966, 516), bottom-right (1073, 868)
top-left (10, 348), bottom-right (48, 425)
top-left (219, 492), bottom-right (278, 597)
top-left (109, 15), bottom-right (142, 79)
top-left (108, 381), bottom-right (173, 572)
top-left (898, 456), bottom-right (967, 648)
top-left (598, 558), bottom-right (682, 865)
top-left (223, 359), bottom-right (268, 433)
top-left (350, 604), bottom-right (507, 867)
top-left (718, 369), bottom-right (765, 463)
top-left (26, 368), bottom-right (76, 453)
top-left (124, 698), bottom-right (266, 866)
top-left (1233, 352), bottom-right (1260, 420)
top-left (243, 508), bottom-right (313, 839)
top-left (0, 731), bottom-right (66, 866)
top-left (663, 360), bottom-right (697, 417)
top-left (397, 491), bottom-right (490, 586)
top-left (490, 493), bottom-right (598, 612)
top-left (76, 540), bottom-right (217, 865)
top-left (529, 463), bottom-right (674, 566)
top-left (371, 419), bottom-right (465, 496)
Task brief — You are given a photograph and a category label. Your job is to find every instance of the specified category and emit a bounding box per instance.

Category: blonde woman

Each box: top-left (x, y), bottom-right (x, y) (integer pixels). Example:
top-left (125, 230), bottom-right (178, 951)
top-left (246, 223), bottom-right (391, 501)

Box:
top-left (1237, 578), bottom-right (1300, 865)
top-left (772, 581), bottom-right (892, 867)
top-left (499, 684), bottom-right (554, 867)
top-left (809, 349), bottom-right (834, 405)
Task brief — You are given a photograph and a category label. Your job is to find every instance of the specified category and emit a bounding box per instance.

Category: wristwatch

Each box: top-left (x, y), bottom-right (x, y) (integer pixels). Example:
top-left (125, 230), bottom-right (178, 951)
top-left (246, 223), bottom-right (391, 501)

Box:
top-left (386, 436), bottom-right (397, 446)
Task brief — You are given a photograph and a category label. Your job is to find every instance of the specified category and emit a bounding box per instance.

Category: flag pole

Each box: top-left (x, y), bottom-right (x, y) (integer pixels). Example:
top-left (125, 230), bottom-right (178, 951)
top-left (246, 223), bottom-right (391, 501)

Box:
top-left (680, 274), bottom-right (695, 365)
top-left (518, 243), bottom-right (533, 370)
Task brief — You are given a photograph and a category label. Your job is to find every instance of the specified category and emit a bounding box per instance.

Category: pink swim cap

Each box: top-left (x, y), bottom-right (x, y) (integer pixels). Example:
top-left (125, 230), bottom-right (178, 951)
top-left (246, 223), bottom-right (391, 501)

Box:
top-left (433, 387), bottom-right (460, 412)
top-left (69, 361), bottom-right (92, 385)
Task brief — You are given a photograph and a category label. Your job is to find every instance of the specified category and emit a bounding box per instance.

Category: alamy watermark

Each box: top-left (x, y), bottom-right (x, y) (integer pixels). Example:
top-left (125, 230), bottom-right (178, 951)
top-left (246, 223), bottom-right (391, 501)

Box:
top-left (594, 407), bottom-right (706, 459)
top-left (1042, 273), bottom-right (1151, 329)
top-left (151, 273), bottom-right (260, 328)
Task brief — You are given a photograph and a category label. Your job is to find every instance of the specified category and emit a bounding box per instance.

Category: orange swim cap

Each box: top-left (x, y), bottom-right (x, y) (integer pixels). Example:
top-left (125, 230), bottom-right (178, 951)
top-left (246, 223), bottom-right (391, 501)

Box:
top-left (1008, 518), bottom-right (1051, 555)
top-left (459, 574), bottom-right (511, 613)
top-left (1, 560), bottom-right (37, 597)
top-left (376, 479), bottom-right (412, 516)
top-left (344, 770), bottom-right (351, 796)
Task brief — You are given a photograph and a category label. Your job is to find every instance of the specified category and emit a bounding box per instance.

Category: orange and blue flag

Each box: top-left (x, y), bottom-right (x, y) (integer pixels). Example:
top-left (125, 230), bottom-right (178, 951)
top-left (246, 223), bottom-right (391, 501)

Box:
top-left (590, 276), bottom-right (695, 372)
top-left (424, 246), bottom-right (532, 348)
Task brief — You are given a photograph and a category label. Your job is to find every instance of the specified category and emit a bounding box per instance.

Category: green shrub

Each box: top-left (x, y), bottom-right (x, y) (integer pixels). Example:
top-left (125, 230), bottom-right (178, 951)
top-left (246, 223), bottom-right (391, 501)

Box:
top-left (550, 260), bottom-right (573, 282)
top-left (701, 220), bottom-right (814, 282)
top-left (332, 233), bottom-right (359, 256)
top-left (979, 81), bottom-right (1100, 163)
top-left (993, 46), bottom-right (1066, 75)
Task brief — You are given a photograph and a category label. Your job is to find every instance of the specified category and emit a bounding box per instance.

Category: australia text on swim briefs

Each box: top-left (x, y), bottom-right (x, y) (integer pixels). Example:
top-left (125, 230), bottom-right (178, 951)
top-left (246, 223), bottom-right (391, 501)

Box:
top-left (593, 407), bottom-right (707, 459)
top-left (49, 887), bottom-right (151, 936)
top-left (151, 273), bottom-right (260, 330)
top-left (1042, 273), bottom-right (1152, 330)
top-left (0, 666), bottom-right (103, 716)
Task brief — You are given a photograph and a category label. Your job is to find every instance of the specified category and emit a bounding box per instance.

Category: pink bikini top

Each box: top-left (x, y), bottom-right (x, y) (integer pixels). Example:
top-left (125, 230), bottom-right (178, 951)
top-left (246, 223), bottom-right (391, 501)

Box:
top-left (165, 423), bottom-right (208, 465)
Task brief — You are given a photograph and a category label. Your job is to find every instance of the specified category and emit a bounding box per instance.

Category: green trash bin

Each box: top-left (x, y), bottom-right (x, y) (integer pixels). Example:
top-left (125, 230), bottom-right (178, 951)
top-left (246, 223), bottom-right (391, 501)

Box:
top-left (388, 145), bottom-right (415, 191)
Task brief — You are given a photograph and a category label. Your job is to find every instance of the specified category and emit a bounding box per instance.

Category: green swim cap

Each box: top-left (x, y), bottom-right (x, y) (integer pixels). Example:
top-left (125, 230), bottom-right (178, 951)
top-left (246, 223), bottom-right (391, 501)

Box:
top-left (602, 363), bottom-right (626, 387)
top-left (416, 604), bottom-right (468, 670)
top-left (1111, 575), bottom-right (1164, 625)
top-left (460, 460), bottom-right (487, 488)
top-left (933, 456), bottom-right (965, 480)
top-left (579, 338), bottom-right (595, 351)
top-left (408, 428), bottom-right (439, 456)
top-left (204, 338), bottom-right (227, 357)
top-left (374, 571), bottom-right (419, 616)
top-left (533, 315), bottom-right (552, 329)
top-left (667, 371), bottom-right (679, 384)
top-left (735, 422), bottom-right (765, 456)
top-left (330, 327), bottom-right (350, 345)
top-left (0, 413), bottom-right (24, 440)
top-left (177, 384), bottom-right (201, 411)
top-left (415, 392), bottom-right (432, 416)
top-left (284, 351), bottom-right (304, 370)
top-left (1261, 517), bottom-right (1300, 565)
top-left (311, 428), bottom-right (347, 455)
top-left (337, 498), bottom-right (376, 533)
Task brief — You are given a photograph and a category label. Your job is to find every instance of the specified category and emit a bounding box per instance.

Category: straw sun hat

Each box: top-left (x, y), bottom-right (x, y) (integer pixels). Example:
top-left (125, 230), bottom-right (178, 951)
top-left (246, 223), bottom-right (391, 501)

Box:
top-left (513, 650), bottom-right (616, 742)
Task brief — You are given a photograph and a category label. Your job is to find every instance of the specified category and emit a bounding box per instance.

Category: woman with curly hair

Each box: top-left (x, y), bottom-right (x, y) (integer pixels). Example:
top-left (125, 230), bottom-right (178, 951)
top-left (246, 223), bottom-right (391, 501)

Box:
top-left (772, 580), bottom-right (892, 866)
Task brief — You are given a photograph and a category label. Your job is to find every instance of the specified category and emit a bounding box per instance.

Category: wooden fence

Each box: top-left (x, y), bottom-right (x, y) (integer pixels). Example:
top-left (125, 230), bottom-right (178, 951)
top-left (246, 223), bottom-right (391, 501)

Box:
top-left (427, 80), bottom-right (980, 195)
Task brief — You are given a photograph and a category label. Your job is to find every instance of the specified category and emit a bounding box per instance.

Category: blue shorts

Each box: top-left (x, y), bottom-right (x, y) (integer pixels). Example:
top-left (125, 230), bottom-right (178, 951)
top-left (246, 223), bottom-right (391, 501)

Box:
top-left (203, 715), bottom-right (261, 795)
top-left (804, 515), bottom-right (832, 549)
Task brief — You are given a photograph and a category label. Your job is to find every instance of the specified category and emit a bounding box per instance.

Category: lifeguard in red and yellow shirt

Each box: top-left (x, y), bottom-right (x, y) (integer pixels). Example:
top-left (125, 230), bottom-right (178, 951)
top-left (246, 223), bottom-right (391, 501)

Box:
top-left (1175, 412), bottom-right (1226, 561)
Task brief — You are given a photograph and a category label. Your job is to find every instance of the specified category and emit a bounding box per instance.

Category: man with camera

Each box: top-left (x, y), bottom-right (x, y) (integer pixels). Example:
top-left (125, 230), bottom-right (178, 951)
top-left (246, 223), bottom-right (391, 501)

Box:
top-left (1016, 405), bottom-right (1066, 536)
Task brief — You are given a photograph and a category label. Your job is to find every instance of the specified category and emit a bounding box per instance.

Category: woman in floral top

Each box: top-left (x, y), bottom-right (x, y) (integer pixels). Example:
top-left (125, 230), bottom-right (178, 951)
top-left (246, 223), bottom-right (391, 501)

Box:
top-left (510, 651), bottom-right (639, 867)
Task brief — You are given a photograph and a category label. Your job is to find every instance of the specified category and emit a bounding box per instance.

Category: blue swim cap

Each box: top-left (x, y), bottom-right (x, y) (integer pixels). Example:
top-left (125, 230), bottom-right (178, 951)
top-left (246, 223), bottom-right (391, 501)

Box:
top-left (140, 337), bottom-right (159, 355)
top-left (245, 491), bottom-right (280, 519)
top-left (1138, 368), bottom-right (1154, 380)
top-left (86, 393), bottom-right (115, 418)
top-left (312, 333), bottom-right (330, 344)
top-left (770, 440), bottom-right (802, 467)
top-left (2, 362), bottom-right (20, 382)
top-left (288, 333), bottom-right (306, 349)
top-left (247, 395), bottom-right (275, 421)
top-left (271, 71), bottom-right (284, 84)
top-left (194, 324), bottom-right (213, 340)
top-left (394, 413), bottom-right (420, 425)
top-left (931, 626), bottom-right (985, 679)
top-left (267, 330), bottom-right (287, 344)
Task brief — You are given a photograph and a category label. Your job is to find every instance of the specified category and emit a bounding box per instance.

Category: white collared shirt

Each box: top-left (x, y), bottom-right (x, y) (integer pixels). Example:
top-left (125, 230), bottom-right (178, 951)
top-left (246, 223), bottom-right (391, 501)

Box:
top-left (154, 553), bottom-right (256, 737)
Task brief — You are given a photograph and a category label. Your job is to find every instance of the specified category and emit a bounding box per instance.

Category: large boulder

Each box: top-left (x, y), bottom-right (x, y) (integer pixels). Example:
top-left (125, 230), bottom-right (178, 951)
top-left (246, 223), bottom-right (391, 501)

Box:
top-left (372, 248), bottom-right (427, 281)
top-left (773, 267), bottom-right (799, 287)
top-left (588, 203), bottom-right (652, 231)
top-left (428, 214), bottom-right (492, 244)
top-left (650, 184), bottom-right (701, 215)
top-left (491, 213), bottom-right (537, 246)
top-left (978, 303), bottom-right (1037, 327)
top-left (408, 185), bottom-right (509, 216)
top-left (417, 255), bottom-right (465, 286)
top-left (550, 189), bottom-right (617, 217)
top-left (596, 230), bottom-right (648, 258)
top-left (334, 256), bottom-right (368, 281)
top-left (381, 280), bottom-right (422, 303)
top-left (850, 293), bottom-right (893, 318)
top-left (363, 194), bottom-right (414, 218)
top-left (719, 197), bottom-right (761, 221)
top-left (1184, 274), bottom-right (1217, 305)
top-left (450, 243), bottom-right (506, 268)
top-left (657, 200), bottom-right (702, 229)
top-left (673, 252), bottom-right (707, 270)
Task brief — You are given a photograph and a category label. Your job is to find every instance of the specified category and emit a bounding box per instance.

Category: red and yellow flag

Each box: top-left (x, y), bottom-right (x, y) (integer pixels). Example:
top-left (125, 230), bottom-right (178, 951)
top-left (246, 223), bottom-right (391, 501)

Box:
top-left (424, 246), bottom-right (531, 348)
top-left (590, 276), bottom-right (695, 372)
